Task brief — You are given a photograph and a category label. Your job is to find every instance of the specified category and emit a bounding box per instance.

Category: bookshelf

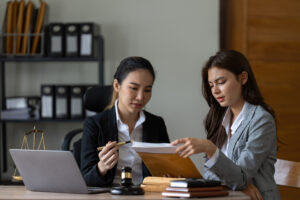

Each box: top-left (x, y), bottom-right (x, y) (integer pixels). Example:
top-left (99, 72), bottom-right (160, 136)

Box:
top-left (0, 35), bottom-right (104, 182)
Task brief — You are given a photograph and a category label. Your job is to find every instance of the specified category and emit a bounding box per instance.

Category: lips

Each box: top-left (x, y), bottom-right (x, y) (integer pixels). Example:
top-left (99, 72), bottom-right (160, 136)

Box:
top-left (216, 96), bottom-right (225, 102)
top-left (131, 103), bottom-right (143, 108)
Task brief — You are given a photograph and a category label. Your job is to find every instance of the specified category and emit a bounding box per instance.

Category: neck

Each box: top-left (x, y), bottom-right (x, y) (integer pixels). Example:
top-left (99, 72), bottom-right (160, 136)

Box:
top-left (117, 105), bottom-right (139, 126)
top-left (230, 99), bottom-right (245, 121)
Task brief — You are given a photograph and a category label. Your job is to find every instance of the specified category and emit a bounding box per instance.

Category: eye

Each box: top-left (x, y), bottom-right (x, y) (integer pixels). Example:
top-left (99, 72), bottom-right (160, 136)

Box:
top-left (144, 88), bottom-right (152, 93)
top-left (129, 87), bottom-right (138, 91)
top-left (217, 80), bottom-right (226, 85)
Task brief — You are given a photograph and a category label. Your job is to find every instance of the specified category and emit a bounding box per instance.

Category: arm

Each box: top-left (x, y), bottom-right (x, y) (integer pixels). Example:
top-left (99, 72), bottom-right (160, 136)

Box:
top-left (172, 113), bottom-right (276, 191)
top-left (80, 117), bottom-right (117, 186)
top-left (208, 114), bottom-right (276, 190)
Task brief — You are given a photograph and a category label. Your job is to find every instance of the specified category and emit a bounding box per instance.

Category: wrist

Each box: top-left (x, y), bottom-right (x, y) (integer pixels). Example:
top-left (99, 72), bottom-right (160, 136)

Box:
top-left (97, 162), bottom-right (107, 176)
top-left (205, 140), bottom-right (217, 159)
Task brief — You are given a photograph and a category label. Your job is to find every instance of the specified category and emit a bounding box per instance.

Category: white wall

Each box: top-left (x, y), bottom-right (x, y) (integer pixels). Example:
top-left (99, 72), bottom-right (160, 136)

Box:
top-left (0, 0), bottom-right (219, 179)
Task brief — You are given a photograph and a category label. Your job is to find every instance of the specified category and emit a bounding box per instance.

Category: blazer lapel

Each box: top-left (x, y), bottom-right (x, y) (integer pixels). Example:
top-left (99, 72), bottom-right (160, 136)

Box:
top-left (227, 104), bottom-right (257, 159)
top-left (142, 112), bottom-right (150, 142)
top-left (106, 106), bottom-right (119, 142)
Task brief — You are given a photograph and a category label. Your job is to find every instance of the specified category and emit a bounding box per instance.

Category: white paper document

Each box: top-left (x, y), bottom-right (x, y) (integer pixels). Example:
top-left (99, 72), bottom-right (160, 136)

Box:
top-left (131, 141), bottom-right (178, 154)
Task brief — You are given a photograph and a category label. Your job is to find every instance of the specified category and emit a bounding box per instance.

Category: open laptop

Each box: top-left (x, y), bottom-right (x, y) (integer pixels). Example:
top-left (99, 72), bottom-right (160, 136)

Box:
top-left (9, 149), bottom-right (110, 194)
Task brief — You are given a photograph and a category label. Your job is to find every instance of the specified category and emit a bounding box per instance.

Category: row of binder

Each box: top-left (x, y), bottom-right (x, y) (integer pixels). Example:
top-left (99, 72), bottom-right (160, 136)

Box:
top-left (45, 23), bottom-right (98, 57)
top-left (41, 84), bottom-right (98, 119)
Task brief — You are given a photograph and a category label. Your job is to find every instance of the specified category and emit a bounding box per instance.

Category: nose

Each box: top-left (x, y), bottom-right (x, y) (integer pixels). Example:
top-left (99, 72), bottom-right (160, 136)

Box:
top-left (212, 84), bottom-right (220, 95)
top-left (136, 90), bottom-right (144, 101)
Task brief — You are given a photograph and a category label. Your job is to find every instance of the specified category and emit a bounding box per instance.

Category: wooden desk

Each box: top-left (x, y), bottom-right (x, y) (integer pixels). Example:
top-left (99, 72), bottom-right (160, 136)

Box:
top-left (0, 186), bottom-right (250, 199)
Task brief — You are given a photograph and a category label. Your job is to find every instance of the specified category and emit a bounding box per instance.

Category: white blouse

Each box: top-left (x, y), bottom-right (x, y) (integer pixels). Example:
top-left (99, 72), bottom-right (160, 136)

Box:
top-left (205, 102), bottom-right (250, 168)
top-left (112, 100), bottom-right (145, 185)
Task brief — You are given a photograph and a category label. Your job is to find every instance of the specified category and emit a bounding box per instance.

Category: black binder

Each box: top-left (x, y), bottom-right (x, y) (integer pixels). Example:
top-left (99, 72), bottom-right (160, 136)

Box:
top-left (79, 23), bottom-right (97, 57)
top-left (65, 23), bottom-right (79, 57)
top-left (70, 85), bottom-right (84, 118)
top-left (55, 85), bottom-right (70, 119)
top-left (46, 23), bottom-right (65, 57)
top-left (41, 85), bottom-right (55, 119)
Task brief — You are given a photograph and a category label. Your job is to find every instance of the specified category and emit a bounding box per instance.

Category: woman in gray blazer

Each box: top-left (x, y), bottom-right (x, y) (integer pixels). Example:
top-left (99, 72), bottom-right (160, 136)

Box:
top-left (172, 50), bottom-right (280, 200)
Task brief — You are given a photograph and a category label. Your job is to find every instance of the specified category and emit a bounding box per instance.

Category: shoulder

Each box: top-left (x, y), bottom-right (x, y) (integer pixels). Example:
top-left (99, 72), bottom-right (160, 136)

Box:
top-left (143, 110), bottom-right (165, 124)
top-left (246, 104), bottom-right (276, 138)
top-left (142, 110), bottom-right (169, 142)
top-left (84, 107), bottom-right (115, 130)
top-left (251, 104), bottom-right (275, 127)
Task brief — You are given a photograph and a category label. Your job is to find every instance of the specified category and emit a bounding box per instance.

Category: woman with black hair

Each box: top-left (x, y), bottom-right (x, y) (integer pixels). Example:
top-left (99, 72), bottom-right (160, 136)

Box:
top-left (81, 57), bottom-right (170, 187)
top-left (172, 50), bottom-right (280, 200)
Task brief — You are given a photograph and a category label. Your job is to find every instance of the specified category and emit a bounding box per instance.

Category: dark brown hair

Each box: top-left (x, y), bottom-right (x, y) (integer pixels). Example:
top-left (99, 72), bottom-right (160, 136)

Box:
top-left (202, 50), bottom-right (275, 148)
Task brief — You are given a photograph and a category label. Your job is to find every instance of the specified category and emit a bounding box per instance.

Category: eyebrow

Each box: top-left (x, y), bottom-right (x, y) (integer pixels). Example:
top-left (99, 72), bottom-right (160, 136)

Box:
top-left (208, 76), bottom-right (225, 83)
top-left (129, 82), bottom-right (152, 88)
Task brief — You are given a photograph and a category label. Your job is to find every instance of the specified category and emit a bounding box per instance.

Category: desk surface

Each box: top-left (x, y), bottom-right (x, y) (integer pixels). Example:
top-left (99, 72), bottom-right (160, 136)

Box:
top-left (0, 186), bottom-right (250, 200)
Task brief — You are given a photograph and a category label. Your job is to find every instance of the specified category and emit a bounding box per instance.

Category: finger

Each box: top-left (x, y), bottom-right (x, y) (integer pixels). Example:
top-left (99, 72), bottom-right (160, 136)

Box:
top-left (182, 151), bottom-right (193, 158)
top-left (100, 146), bottom-right (119, 161)
top-left (106, 141), bottom-right (117, 149)
top-left (97, 161), bottom-right (108, 174)
top-left (102, 154), bottom-right (116, 168)
top-left (248, 184), bottom-right (261, 200)
top-left (170, 140), bottom-right (179, 145)
top-left (100, 141), bottom-right (118, 153)
top-left (106, 152), bottom-right (118, 166)
top-left (256, 192), bottom-right (263, 200)
top-left (107, 154), bottom-right (119, 169)
top-left (98, 141), bottom-right (117, 157)
top-left (175, 144), bottom-right (188, 154)
top-left (180, 146), bottom-right (194, 158)
top-left (174, 141), bottom-right (191, 154)
top-left (109, 159), bottom-right (118, 169)
top-left (171, 138), bottom-right (187, 146)
top-left (253, 187), bottom-right (262, 200)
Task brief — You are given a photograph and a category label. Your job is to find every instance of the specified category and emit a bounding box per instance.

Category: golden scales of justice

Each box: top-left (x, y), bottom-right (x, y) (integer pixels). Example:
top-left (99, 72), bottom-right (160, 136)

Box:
top-left (12, 126), bottom-right (46, 181)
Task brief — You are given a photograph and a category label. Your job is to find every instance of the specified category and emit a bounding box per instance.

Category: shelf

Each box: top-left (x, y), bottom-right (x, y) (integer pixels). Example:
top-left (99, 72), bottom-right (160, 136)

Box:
top-left (0, 35), bottom-right (104, 178)
top-left (0, 118), bottom-right (85, 123)
top-left (0, 57), bottom-right (99, 62)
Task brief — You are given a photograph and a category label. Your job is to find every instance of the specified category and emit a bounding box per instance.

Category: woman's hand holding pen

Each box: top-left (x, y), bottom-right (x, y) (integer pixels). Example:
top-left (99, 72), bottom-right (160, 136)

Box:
top-left (171, 138), bottom-right (217, 158)
top-left (97, 141), bottom-right (119, 176)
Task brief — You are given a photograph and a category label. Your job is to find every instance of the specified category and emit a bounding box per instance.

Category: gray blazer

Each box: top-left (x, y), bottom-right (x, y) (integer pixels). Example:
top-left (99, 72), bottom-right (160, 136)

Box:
top-left (203, 103), bottom-right (280, 200)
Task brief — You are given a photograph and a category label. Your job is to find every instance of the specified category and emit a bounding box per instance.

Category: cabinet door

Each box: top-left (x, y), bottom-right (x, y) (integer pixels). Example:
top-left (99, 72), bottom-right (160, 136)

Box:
top-left (223, 0), bottom-right (300, 198)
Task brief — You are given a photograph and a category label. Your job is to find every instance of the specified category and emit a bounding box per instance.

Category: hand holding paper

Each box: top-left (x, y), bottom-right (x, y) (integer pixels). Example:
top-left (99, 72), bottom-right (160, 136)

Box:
top-left (171, 138), bottom-right (217, 159)
top-left (131, 141), bottom-right (202, 178)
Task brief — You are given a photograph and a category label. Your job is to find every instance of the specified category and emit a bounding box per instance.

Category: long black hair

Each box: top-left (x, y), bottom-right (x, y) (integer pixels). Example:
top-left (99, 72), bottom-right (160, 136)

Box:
top-left (202, 50), bottom-right (275, 148)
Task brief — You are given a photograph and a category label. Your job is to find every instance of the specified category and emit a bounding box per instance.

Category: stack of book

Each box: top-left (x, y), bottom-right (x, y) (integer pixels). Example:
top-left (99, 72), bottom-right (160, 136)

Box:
top-left (141, 177), bottom-right (185, 192)
top-left (0, 107), bottom-right (39, 120)
top-left (162, 178), bottom-right (229, 198)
